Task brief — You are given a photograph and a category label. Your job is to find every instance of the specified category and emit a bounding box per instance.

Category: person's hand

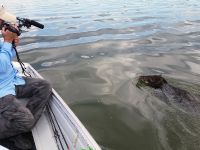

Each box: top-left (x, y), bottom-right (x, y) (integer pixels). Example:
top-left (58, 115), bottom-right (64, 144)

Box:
top-left (1, 25), bottom-right (18, 44)
top-left (12, 25), bottom-right (20, 46)
top-left (14, 36), bottom-right (20, 46)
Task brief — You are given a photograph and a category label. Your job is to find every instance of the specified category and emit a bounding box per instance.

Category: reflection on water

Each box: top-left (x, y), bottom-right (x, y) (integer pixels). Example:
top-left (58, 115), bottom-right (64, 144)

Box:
top-left (2, 0), bottom-right (200, 149)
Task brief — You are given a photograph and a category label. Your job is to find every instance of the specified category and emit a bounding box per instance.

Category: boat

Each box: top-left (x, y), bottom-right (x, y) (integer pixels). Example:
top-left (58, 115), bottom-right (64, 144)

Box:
top-left (0, 62), bottom-right (101, 150)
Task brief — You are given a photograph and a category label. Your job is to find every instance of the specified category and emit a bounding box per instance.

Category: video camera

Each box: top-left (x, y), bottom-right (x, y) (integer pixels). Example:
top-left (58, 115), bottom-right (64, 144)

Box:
top-left (1, 17), bottom-right (44, 36)
top-left (0, 6), bottom-right (44, 36)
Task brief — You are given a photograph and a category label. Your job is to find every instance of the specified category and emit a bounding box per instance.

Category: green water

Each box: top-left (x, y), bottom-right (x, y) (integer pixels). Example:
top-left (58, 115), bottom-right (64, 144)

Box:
top-left (2, 0), bottom-right (200, 149)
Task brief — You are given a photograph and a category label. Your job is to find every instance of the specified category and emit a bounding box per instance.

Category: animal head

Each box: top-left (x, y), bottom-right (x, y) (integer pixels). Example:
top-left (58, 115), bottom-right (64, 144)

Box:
top-left (136, 75), bottom-right (167, 89)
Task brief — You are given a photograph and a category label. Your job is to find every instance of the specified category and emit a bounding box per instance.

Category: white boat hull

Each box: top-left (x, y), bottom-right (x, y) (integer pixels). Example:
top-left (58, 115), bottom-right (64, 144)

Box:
top-left (13, 62), bottom-right (101, 150)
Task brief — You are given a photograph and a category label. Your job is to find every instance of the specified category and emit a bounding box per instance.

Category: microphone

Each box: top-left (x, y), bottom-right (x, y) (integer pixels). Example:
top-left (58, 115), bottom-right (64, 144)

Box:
top-left (26, 19), bottom-right (44, 29)
top-left (16, 17), bottom-right (44, 29)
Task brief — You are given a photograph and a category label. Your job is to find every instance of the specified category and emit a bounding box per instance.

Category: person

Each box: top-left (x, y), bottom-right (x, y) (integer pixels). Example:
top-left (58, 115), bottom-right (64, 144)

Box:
top-left (0, 9), bottom-right (52, 149)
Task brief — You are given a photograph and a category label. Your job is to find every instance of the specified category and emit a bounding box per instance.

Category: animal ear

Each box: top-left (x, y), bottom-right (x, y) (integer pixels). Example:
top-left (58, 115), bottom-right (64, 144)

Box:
top-left (136, 81), bottom-right (142, 89)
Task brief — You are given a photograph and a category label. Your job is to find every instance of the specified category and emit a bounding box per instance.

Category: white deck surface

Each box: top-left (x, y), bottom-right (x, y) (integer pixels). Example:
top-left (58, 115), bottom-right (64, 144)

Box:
top-left (0, 145), bottom-right (9, 150)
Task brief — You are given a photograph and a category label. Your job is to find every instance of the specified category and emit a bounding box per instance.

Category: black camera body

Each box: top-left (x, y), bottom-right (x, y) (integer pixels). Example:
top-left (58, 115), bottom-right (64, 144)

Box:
top-left (1, 17), bottom-right (44, 36)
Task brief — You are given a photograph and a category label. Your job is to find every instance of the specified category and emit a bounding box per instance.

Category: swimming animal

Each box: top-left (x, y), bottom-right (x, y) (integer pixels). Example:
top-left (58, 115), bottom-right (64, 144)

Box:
top-left (136, 75), bottom-right (200, 115)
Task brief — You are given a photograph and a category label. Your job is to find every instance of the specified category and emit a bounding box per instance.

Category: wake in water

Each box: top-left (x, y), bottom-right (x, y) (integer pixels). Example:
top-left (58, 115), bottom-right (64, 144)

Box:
top-left (135, 75), bottom-right (200, 150)
top-left (136, 75), bottom-right (200, 115)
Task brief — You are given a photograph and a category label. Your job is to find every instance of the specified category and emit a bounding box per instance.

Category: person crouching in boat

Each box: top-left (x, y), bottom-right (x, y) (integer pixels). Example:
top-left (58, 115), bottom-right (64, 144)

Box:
top-left (0, 8), bottom-right (52, 149)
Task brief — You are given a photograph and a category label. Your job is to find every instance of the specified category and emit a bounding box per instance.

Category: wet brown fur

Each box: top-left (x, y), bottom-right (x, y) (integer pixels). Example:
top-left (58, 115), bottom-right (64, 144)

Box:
top-left (137, 75), bottom-right (167, 89)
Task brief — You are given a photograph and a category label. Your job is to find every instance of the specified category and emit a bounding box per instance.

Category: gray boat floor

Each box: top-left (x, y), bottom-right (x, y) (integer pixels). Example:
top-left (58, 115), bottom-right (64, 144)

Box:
top-left (0, 132), bottom-right (36, 150)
